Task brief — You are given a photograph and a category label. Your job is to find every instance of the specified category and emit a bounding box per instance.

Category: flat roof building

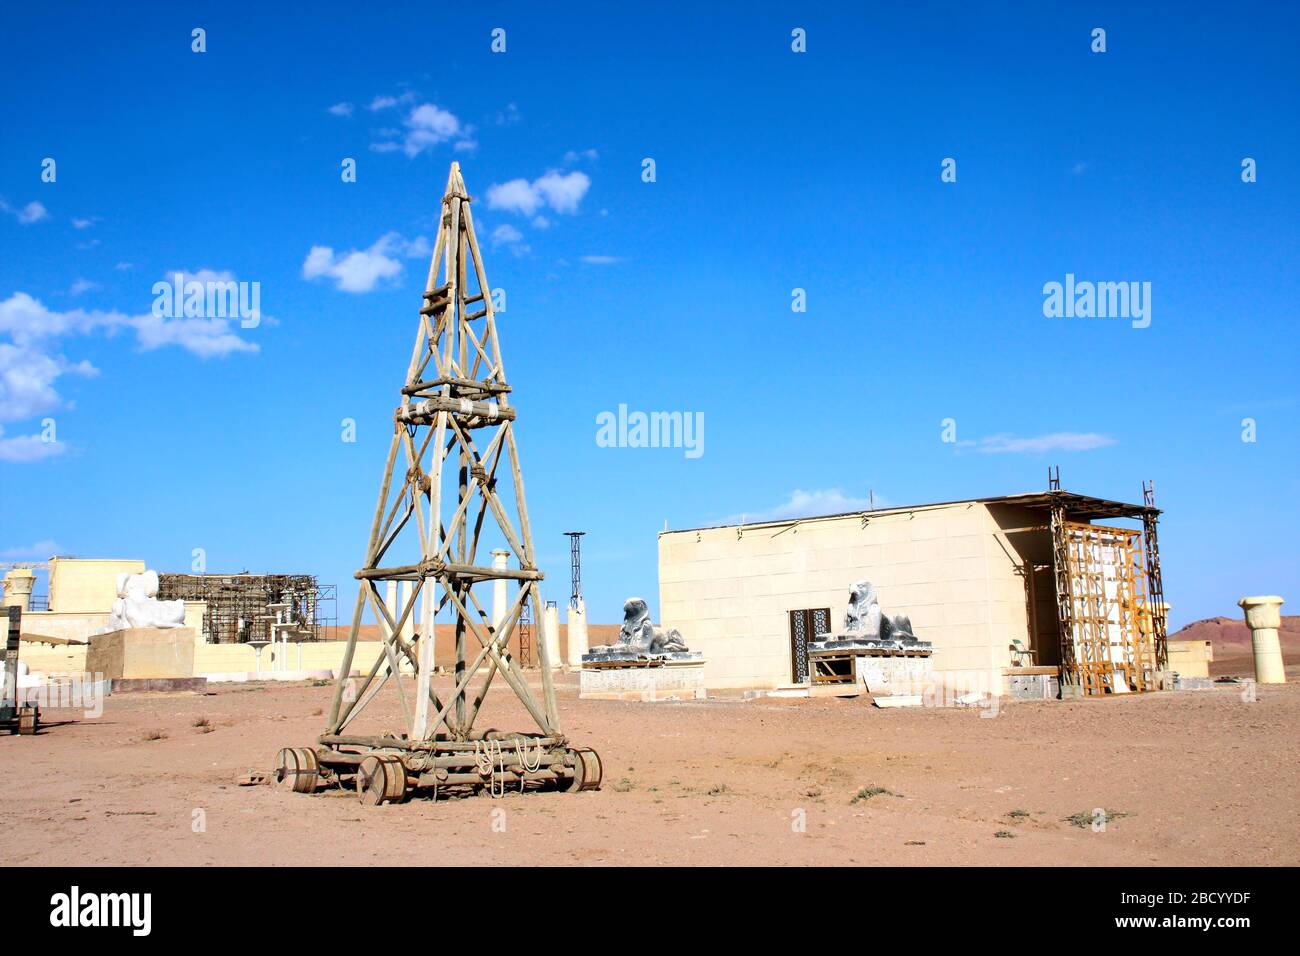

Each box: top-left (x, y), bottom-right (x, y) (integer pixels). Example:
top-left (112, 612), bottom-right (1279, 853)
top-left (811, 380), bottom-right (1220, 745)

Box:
top-left (658, 489), bottom-right (1167, 696)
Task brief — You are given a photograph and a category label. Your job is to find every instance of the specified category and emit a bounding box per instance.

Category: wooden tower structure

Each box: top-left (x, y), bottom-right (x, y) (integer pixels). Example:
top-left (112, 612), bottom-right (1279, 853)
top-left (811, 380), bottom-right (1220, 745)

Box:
top-left (276, 163), bottom-right (601, 803)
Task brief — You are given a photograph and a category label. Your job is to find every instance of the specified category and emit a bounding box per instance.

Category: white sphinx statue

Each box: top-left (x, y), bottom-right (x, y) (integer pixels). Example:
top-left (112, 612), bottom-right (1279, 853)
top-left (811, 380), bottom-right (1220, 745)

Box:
top-left (95, 570), bottom-right (186, 633)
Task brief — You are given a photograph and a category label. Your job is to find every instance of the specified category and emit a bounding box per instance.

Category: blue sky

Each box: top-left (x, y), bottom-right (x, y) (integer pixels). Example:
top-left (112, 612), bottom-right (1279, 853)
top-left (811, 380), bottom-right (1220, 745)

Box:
top-left (1, 2), bottom-right (1296, 630)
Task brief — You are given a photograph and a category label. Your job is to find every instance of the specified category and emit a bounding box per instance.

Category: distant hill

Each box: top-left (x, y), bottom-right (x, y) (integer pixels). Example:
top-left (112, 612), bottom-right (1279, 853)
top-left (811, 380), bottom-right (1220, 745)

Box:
top-left (1170, 614), bottom-right (1299, 676)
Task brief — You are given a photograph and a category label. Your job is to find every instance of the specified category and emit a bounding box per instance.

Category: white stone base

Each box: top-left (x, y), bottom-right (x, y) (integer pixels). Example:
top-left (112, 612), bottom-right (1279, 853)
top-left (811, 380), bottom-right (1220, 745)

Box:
top-left (579, 660), bottom-right (706, 702)
top-left (858, 655), bottom-right (934, 692)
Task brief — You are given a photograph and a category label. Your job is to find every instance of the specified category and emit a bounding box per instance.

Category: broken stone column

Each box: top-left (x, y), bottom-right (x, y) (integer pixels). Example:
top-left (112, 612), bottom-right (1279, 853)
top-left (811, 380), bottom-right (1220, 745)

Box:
top-left (1238, 595), bottom-right (1286, 684)
top-left (543, 601), bottom-right (561, 670)
top-left (491, 550), bottom-right (510, 631)
top-left (567, 598), bottom-right (589, 668)
top-left (2, 568), bottom-right (35, 611)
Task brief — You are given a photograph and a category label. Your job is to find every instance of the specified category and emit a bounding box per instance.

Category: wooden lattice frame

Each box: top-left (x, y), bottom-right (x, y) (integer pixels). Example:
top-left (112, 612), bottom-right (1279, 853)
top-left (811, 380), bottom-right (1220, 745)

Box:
top-left (1055, 520), bottom-right (1157, 696)
top-left (323, 162), bottom-right (561, 746)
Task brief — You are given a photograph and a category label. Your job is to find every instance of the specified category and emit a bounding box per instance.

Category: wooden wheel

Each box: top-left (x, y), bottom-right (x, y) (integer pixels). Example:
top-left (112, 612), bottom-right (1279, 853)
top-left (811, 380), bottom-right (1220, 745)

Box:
top-left (274, 747), bottom-right (319, 794)
top-left (358, 754), bottom-right (408, 806)
top-left (563, 747), bottom-right (602, 793)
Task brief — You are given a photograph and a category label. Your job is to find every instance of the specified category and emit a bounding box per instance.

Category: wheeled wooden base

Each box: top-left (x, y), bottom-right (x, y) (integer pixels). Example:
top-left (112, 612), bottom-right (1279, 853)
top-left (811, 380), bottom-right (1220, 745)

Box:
top-left (275, 736), bottom-right (602, 805)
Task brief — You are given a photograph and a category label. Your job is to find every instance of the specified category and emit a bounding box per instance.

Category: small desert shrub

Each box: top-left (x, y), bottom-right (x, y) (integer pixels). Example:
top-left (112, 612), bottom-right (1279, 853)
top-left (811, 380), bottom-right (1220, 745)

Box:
top-left (850, 786), bottom-right (900, 804)
top-left (192, 717), bottom-right (210, 729)
top-left (706, 784), bottom-right (729, 796)
top-left (142, 729), bottom-right (167, 741)
top-left (995, 830), bottom-right (1016, 839)
top-left (1065, 809), bottom-right (1131, 829)
top-left (1007, 809), bottom-right (1030, 821)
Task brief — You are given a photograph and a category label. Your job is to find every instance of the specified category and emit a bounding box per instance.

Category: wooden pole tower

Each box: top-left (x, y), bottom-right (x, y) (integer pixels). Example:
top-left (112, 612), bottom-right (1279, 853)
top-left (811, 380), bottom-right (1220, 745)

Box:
top-left (275, 163), bottom-right (601, 803)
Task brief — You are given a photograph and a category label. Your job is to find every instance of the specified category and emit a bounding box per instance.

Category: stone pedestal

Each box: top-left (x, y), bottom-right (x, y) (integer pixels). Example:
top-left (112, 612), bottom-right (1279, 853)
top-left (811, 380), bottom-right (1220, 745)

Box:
top-left (579, 657), bottom-right (706, 701)
top-left (1238, 595), bottom-right (1286, 684)
top-left (86, 627), bottom-right (196, 680)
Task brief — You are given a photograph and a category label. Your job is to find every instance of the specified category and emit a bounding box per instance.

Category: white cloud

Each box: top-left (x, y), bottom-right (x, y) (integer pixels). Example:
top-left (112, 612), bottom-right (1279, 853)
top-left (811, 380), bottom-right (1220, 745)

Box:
top-left (486, 170), bottom-right (590, 216)
top-left (533, 170), bottom-right (590, 213)
top-left (957, 432), bottom-right (1116, 454)
top-left (69, 278), bottom-right (99, 297)
top-left (114, 262), bottom-right (134, 271)
top-left (563, 148), bottom-right (599, 164)
top-left (71, 216), bottom-right (98, 230)
top-left (1, 285), bottom-right (259, 360)
top-left (490, 224), bottom-right (530, 256)
top-left (0, 539), bottom-right (61, 558)
top-left (302, 232), bottom-right (430, 293)
top-left (491, 224), bottom-right (524, 245)
top-left (328, 102), bottom-right (355, 117)
top-left (366, 99), bottom-right (477, 156)
top-left (1, 200), bottom-right (49, 225)
top-left (579, 255), bottom-right (623, 265)
top-left (0, 428), bottom-right (66, 463)
top-left (725, 488), bottom-right (879, 525)
top-left (486, 179), bottom-right (544, 217)
top-left (0, 338), bottom-right (96, 422)
top-left (368, 92), bottom-right (417, 112)
top-left (0, 283), bottom-right (258, 462)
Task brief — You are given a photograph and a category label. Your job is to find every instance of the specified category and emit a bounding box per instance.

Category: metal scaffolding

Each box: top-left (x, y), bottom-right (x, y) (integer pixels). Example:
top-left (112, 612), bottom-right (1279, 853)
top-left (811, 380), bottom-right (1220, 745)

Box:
top-left (565, 531), bottom-right (585, 608)
top-left (156, 573), bottom-right (336, 643)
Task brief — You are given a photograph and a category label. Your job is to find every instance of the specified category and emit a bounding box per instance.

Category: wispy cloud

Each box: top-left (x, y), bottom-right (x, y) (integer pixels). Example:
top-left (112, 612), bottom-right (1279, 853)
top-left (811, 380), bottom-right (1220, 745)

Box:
top-left (1, 199), bottom-right (49, 225)
top-left (0, 282), bottom-right (259, 449)
top-left (579, 255), bottom-right (624, 265)
top-left (0, 429), bottom-right (67, 463)
top-left (493, 103), bottom-right (521, 126)
top-left (68, 278), bottom-right (99, 297)
top-left (302, 232), bottom-right (430, 293)
top-left (0, 539), bottom-right (61, 558)
top-left (957, 432), bottom-right (1116, 454)
top-left (723, 488), bottom-right (880, 524)
top-left (368, 100), bottom-right (476, 156)
top-left (328, 101), bottom-right (354, 117)
top-left (368, 92), bottom-right (417, 112)
top-left (486, 170), bottom-right (590, 217)
top-left (490, 223), bottom-right (530, 256)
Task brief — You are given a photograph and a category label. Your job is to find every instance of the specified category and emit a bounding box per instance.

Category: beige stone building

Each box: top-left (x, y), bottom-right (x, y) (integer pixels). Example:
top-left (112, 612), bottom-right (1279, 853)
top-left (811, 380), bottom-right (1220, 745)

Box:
top-left (658, 490), bottom-right (1167, 695)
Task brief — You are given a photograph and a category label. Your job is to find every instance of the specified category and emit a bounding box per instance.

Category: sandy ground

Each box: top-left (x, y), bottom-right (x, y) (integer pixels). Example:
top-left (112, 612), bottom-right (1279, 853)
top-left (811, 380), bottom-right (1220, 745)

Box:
top-left (2, 658), bottom-right (1297, 867)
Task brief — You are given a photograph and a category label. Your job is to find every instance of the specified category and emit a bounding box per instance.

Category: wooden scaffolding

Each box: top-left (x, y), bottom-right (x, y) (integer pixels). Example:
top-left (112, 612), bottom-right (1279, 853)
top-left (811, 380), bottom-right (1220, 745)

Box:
top-left (1050, 492), bottom-right (1166, 697)
top-left (275, 163), bottom-right (600, 803)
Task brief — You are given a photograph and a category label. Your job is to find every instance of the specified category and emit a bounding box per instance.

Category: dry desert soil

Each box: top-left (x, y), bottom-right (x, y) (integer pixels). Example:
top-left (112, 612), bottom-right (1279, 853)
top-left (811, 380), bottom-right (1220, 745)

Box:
top-left (2, 640), bottom-right (1297, 867)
